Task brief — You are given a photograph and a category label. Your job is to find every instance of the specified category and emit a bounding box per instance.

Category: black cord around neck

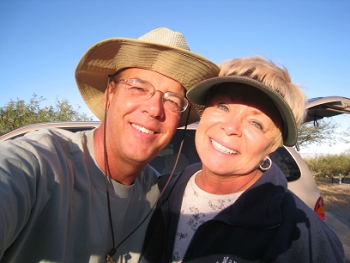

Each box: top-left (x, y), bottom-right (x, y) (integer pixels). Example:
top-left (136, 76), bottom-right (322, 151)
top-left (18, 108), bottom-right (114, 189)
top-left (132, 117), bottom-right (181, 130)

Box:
top-left (103, 97), bottom-right (192, 262)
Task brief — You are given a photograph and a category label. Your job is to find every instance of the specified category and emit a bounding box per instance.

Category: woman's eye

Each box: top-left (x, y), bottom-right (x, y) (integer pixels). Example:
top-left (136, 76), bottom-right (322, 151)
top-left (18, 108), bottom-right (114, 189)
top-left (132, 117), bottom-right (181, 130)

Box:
top-left (251, 121), bottom-right (263, 130)
top-left (217, 103), bottom-right (229, 111)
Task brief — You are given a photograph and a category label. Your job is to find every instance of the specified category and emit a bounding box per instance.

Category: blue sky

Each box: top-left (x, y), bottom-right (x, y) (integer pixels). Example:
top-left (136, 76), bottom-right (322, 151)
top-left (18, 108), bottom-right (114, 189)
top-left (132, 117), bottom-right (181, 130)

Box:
top-left (1, 0), bottom-right (349, 154)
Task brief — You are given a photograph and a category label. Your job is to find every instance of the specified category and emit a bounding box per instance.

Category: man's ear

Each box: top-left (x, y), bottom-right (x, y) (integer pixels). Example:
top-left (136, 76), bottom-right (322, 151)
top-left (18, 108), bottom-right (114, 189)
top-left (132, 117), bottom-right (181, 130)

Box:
top-left (104, 82), bottom-right (115, 109)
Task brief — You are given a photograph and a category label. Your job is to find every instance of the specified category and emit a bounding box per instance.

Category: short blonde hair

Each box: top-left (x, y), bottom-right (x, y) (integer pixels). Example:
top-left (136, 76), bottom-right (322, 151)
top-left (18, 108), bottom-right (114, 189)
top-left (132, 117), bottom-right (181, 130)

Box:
top-left (219, 57), bottom-right (307, 128)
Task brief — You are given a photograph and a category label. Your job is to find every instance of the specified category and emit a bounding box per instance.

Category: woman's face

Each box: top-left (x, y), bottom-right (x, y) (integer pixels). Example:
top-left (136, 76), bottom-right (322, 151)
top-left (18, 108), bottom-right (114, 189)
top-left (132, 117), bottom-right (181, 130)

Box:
top-left (195, 84), bottom-right (283, 177)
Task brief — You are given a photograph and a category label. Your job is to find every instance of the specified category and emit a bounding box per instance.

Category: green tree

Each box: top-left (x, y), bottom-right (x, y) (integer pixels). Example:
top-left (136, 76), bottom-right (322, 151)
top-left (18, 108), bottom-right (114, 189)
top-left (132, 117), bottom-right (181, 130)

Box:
top-left (297, 118), bottom-right (349, 150)
top-left (343, 126), bottom-right (350, 139)
top-left (298, 119), bottom-right (338, 147)
top-left (305, 153), bottom-right (350, 179)
top-left (0, 94), bottom-right (93, 136)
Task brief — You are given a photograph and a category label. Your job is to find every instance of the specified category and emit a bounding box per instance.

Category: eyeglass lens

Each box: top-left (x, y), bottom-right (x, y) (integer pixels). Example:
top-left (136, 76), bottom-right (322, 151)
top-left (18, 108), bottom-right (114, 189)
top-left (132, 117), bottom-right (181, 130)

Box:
top-left (118, 78), bottom-right (188, 112)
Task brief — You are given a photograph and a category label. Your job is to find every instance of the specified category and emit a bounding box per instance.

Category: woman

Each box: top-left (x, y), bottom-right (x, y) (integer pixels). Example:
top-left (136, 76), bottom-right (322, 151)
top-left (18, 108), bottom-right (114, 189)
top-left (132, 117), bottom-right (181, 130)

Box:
top-left (141, 57), bottom-right (345, 263)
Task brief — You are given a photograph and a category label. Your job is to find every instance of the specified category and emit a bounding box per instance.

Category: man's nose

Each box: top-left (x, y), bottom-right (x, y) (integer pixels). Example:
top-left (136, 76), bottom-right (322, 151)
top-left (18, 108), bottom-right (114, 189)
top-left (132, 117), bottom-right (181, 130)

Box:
top-left (142, 91), bottom-right (165, 119)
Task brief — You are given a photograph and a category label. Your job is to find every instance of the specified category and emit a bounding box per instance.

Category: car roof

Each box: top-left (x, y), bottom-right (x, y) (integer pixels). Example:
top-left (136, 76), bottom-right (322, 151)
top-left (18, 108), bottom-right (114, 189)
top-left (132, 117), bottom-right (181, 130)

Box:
top-left (1, 96), bottom-right (349, 142)
top-left (305, 96), bottom-right (350, 123)
top-left (181, 96), bottom-right (350, 129)
top-left (0, 121), bottom-right (100, 142)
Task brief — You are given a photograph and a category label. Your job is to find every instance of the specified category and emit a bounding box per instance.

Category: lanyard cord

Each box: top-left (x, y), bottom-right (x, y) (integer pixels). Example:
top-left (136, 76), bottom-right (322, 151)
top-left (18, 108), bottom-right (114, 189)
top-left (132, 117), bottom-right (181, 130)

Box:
top-left (103, 79), bottom-right (117, 262)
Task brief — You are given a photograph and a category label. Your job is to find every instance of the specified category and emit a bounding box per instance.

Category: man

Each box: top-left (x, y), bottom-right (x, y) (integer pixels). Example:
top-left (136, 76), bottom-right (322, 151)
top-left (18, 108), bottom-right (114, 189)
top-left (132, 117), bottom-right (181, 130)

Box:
top-left (0, 27), bottom-right (219, 263)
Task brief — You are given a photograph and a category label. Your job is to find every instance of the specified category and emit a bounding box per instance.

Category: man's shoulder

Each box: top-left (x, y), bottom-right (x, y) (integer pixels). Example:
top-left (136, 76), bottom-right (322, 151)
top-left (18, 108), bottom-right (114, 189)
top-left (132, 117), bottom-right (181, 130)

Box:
top-left (20, 128), bottom-right (91, 149)
top-left (22, 127), bottom-right (85, 141)
top-left (1, 128), bottom-right (93, 160)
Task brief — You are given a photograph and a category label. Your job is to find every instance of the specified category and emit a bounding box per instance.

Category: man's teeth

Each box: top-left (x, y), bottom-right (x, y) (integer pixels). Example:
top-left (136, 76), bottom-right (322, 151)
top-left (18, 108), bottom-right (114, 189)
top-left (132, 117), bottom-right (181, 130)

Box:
top-left (132, 124), bottom-right (155, 134)
top-left (211, 140), bottom-right (236, 155)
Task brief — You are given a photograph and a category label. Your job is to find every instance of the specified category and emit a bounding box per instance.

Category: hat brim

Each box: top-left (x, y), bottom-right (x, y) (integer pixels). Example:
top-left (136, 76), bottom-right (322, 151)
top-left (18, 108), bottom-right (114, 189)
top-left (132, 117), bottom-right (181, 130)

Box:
top-left (187, 76), bottom-right (297, 146)
top-left (75, 38), bottom-right (219, 127)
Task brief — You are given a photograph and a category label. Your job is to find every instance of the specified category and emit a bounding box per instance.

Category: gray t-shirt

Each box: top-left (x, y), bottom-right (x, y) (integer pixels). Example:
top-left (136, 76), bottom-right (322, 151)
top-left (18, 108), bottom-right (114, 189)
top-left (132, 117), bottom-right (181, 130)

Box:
top-left (0, 128), bottom-right (160, 263)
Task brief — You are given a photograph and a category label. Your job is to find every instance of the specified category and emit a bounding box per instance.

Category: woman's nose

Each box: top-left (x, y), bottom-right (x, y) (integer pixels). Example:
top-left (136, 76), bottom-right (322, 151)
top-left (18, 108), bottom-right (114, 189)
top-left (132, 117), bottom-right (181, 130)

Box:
top-left (220, 116), bottom-right (242, 137)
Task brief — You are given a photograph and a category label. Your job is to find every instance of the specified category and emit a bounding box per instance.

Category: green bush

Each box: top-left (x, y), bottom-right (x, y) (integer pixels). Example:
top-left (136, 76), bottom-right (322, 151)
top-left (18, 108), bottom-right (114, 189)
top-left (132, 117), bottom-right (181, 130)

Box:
top-left (305, 153), bottom-right (350, 179)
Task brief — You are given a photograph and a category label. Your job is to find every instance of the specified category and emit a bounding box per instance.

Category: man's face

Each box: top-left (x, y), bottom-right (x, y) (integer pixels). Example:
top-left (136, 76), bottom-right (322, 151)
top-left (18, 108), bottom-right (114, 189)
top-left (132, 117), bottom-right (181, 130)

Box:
top-left (104, 68), bottom-right (184, 165)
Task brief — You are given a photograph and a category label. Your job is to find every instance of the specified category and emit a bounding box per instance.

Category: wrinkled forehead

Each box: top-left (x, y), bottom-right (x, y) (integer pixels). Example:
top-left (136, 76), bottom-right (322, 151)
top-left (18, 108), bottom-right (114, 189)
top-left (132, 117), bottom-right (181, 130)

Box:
top-left (207, 83), bottom-right (283, 124)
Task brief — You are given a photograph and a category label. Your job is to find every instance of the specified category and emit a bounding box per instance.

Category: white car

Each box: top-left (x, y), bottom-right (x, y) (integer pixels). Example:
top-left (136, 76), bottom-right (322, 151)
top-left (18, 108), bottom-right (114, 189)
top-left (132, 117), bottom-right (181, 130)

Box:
top-left (1, 96), bottom-right (349, 220)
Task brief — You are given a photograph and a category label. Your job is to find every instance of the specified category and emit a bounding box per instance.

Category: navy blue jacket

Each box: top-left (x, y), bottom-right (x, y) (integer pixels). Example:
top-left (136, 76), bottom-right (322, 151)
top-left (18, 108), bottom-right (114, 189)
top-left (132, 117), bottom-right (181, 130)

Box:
top-left (141, 163), bottom-right (345, 263)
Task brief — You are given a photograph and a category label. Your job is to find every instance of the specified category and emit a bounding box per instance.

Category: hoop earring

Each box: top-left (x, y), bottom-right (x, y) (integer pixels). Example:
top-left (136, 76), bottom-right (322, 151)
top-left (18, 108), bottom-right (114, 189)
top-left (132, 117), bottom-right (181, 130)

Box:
top-left (259, 156), bottom-right (272, 172)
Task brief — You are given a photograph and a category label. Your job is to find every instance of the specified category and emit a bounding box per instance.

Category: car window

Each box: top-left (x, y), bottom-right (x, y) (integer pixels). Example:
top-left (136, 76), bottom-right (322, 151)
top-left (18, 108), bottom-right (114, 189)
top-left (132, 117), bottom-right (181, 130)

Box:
top-left (150, 129), bottom-right (200, 174)
top-left (270, 147), bottom-right (301, 182)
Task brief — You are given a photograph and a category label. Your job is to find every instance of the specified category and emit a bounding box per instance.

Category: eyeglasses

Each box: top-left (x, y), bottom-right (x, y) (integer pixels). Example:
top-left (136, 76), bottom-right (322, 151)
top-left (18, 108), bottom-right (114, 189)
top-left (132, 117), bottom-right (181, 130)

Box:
top-left (115, 78), bottom-right (189, 112)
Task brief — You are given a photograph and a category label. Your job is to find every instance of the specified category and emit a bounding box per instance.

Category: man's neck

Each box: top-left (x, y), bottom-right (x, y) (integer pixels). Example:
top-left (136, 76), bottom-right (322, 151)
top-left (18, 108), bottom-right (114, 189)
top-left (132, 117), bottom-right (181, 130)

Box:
top-left (93, 125), bottom-right (145, 185)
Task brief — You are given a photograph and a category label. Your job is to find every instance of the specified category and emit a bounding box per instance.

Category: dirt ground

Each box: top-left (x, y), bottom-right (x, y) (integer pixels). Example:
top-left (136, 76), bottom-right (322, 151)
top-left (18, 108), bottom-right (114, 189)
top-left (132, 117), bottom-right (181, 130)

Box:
top-left (317, 177), bottom-right (350, 211)
top-left (316, 177), bottom-right (350, 262)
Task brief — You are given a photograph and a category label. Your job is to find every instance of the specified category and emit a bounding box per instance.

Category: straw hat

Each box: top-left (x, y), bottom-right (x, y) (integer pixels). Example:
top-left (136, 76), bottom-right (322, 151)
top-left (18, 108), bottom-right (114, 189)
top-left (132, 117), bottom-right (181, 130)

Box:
top-left (75, 27), bottom-right (219, 126)
top-left (187, 76), bottom-right (298, 146)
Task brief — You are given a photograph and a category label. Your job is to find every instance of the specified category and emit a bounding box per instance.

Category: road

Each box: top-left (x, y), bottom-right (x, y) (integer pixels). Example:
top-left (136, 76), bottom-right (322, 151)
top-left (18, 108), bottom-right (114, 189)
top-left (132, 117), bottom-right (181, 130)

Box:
top-left (325, 211), bottom-right (350, 262)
